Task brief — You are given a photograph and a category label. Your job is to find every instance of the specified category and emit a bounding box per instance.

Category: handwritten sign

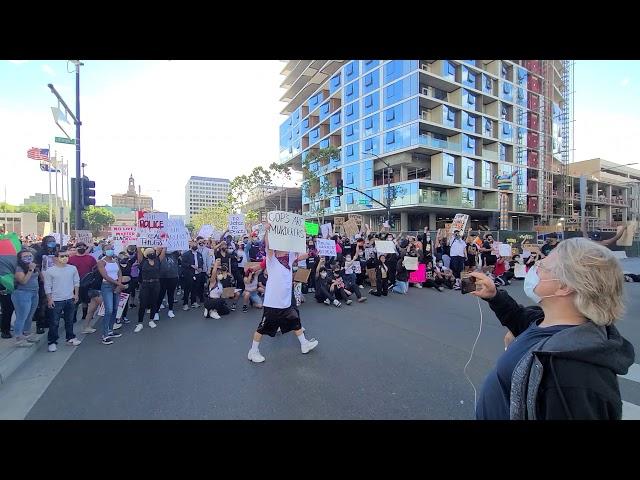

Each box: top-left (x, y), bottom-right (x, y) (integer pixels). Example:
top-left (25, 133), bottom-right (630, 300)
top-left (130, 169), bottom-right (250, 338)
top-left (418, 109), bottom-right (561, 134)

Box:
top-left (491, 241), bottom-right (500, 256)
top-left (266, 211), bottom-right (306, 253)
top-left (342, 219), bottom-right (359, 239)
top-left (403, 255), bottom-right (418, 271)
top-left (498, 243), bottom-right (512, 257)
top-left (111, 226), bottom-right (138, 254)
top-left (74, 230), bottom-right (92, 245)
top-left (320, 223), bottom-right (333, 239)
top-left (305, 221), bottom-right (319, 236)
top-left (347, 213), bottom-right (363, 225)
top-left (166, 220), bottom-right (190, 252)
top-left (294, 268), bottom-right (311, 283)
top-left (374, 240), bottom-right (396, 255)
top-left (97, 293), bottom-right (129, 319)
top-left (315, 238), bottom-right (337, 257)
top-left (228, 214), bottom-right (246, 237)
top-left (136, 211), bottom-right (168, 248)
top-left (198, 225), bottom-right (214, 239)
top-left (365, 247), bottom-right (376, 260)
top-left (51, 233), bottom-right (70, 246)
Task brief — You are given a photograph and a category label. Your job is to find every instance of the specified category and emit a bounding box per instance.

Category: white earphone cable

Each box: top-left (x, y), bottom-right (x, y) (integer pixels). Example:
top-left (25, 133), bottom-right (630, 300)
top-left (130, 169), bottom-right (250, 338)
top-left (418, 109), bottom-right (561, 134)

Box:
top-left (463, 296), bottom-right (484, 412)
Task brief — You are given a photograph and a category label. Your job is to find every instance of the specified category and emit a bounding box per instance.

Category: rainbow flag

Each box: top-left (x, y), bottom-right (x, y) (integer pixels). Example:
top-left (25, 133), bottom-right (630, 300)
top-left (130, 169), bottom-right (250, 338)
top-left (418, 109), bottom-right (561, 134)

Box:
top-left (0, 232), bottom-right (20, 293)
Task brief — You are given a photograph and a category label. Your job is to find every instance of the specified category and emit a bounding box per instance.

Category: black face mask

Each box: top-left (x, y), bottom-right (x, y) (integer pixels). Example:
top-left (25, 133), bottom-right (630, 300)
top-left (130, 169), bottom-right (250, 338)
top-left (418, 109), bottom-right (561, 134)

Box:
top-left (120, 262), bottom-right (128, 268)
top-left (77, 248), bottom-right (86, 254)
top-left (191, 245), bottom-right (198, 251)
top-left (147, 253), bottom-right (157, 260)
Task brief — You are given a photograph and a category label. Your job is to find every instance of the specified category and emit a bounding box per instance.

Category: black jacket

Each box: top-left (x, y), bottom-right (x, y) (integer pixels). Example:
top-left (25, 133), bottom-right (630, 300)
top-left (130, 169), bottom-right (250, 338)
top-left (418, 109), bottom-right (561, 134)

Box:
top-left (487, 290), bottom-right (635, 420)
top-left (180, 250), bottom-right (204, 274)
top-left (396, 257), bottom-right (409, 282)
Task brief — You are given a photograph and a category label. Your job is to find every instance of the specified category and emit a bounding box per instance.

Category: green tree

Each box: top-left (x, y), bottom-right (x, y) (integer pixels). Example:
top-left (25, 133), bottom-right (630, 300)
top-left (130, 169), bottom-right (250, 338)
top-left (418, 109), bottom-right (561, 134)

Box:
top-left (229, 163), bottom-right (292, 212)
top-left (17, 203), bottom-right (50, 222)
top-left (82, 206), bottom-right (116, 233)
top-left (301, 146), bottom-right (341, 225)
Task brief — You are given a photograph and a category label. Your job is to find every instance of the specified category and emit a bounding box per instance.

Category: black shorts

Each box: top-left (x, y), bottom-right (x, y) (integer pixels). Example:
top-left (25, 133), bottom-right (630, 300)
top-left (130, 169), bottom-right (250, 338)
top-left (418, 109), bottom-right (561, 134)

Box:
top-left (256, 306), bottom-right (301, 337)
top-left (79, 287), bottom-right (101, 304)
top-left (466, 256), bottom-right (476, 267)
top-left (483, 255), bottom-right (497, 266)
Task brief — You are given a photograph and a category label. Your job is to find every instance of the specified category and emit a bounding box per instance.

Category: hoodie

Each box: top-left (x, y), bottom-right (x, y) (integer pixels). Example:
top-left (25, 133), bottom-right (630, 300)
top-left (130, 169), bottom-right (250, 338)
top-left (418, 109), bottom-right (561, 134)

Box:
top-left (486, 290), bottom-right (635, 420)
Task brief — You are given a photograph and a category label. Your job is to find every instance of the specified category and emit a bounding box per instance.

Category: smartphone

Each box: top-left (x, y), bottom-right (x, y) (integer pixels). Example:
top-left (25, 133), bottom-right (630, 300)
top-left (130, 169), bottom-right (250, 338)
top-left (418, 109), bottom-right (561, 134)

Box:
top-left (460, 276), bottom-right (476, 295)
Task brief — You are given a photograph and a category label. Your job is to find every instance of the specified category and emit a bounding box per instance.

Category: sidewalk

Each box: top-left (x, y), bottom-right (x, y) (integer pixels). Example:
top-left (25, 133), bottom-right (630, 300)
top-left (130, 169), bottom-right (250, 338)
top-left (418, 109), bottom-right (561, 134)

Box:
top-left (0, 331), bottom-right (47, 384)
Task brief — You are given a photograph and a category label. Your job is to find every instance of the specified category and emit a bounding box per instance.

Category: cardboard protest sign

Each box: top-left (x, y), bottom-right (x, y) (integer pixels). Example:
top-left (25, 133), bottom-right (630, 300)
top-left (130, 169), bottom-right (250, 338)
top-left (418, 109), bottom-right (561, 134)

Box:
top-left (334, 217), bottom-right (345, 227)
top-left (375, 240), bottom-right (396, 254)
top-left (74, 230), bottom-right (93, 245)
top-left (294, 268), bottom-right (311, 283)
top-left (252, 223), bottom-right (266, 241)
top-left (112, 226), bottom-right (138, 254)
top-left (166, 220), bottom-right (190, 252)
top-left (617, 222), bottom-right (637, 247)
top-left (97, 293), bottom-right (129, 319)
top-left (342, 219), bottom-right (359, 238)
top-left (403, 255), bottom-right (418, 271)
top-left (514, 264), bottom-right (527, 278)
top-left (222, 287), bottom-right (237, 299)
top-left (352, 261), bottom-right (361, 274)
top-left (320, 223), bottom-right (333, 239)
top-left (136, 211), bottom-right (169, 248)
top-left (498, 243), bottom-right (512, 257)
top-left (52, 233), bottom-right (70, 246)
top-left (347, 213), bottom-right (363, 225)
top-left (266, 211), bottom-right (306, 253)
top-left (198, 225), bottom-right (214, 239)
top-left (450, 214), bottom-right (469, 234)
top-left (304, 221), bottom-right (319, 236)
top-left (228, 214), bottom-right (246, 237)
top-left (315, 238), bottom-right (337, 257)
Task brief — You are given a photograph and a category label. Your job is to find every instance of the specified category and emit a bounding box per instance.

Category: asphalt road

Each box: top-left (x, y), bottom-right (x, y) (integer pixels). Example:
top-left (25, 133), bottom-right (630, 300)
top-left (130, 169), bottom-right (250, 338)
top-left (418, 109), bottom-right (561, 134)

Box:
top-left (11, 276), bottom-right (640, 420)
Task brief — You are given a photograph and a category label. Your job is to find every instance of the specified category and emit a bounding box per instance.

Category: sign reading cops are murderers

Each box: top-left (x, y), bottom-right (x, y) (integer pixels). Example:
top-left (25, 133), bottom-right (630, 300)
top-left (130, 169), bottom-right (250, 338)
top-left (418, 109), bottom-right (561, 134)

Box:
top-left (266, 211), bottom-right (306, 253)
top-left (136, 211), bottom-right (169, 248)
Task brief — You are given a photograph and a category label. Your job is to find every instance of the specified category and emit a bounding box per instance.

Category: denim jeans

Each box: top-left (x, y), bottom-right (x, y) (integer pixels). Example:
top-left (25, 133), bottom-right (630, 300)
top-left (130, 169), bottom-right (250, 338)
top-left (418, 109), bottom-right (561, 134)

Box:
top-left (100, 282), bottom-right (118, 337)
top-left (48, 298), bottom-right (76, 345)
top-left (393, 280), bottom-right (409, 294)
top-left (11, 289), bottom-right (39, 337)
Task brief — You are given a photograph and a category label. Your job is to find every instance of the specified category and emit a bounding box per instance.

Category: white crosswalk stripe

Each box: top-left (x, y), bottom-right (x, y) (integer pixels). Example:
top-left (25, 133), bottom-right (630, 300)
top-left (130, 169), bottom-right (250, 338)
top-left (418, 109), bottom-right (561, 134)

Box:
top-left (621, 364), bottom-right (640, 420)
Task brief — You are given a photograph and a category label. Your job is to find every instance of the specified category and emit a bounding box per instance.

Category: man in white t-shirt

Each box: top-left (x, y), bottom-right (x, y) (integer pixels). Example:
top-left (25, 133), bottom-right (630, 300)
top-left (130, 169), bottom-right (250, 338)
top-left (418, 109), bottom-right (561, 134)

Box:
top-left (247, 223), bottom-right (318, 363)
top-left (448, 230), bottom-right (467, 290)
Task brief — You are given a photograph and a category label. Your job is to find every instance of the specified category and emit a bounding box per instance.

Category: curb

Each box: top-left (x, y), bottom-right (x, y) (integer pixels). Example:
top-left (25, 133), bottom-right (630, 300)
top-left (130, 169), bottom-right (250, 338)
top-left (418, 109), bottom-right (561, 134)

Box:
top-left (0, 333), bottom-right (47, 384)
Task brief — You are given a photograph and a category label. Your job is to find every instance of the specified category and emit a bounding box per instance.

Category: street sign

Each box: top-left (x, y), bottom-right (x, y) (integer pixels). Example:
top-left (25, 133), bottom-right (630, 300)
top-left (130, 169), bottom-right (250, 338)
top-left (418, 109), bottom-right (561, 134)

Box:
top-left (358, 199), bottom-right (367, 205)
top-left (55, 137), bottom-right (75, 144)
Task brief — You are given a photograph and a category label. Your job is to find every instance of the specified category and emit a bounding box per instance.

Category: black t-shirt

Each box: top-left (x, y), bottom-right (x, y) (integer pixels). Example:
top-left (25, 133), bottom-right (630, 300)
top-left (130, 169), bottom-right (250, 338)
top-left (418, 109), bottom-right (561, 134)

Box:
top-left (215, 252), bottom-right (238, 272)
top-left (541, 242), bottom-right (557, 257)
top-left (476, 323), bottom-right (574, 420)
top-left (482, 241), bottom-right (496, 259)
top-left (258, 272), bottom-right (268, 288)
top-left (139, 258), bottom-right (161, 281)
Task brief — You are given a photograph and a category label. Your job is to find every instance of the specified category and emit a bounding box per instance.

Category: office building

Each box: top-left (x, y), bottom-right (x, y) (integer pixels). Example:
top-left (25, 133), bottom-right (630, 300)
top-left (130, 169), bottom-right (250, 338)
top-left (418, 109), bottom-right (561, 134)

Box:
top-left (242, 185), bottom-right (302, 222)
top-left (23, 193), bottom-right (64, 206)
top-left (185, 176), bottom-right (230, 222)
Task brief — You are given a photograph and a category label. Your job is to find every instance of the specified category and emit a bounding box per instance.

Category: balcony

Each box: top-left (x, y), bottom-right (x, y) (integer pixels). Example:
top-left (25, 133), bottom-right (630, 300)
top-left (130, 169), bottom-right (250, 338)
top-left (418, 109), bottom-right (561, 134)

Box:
top-left (418, 134), bottom-right (462, 153)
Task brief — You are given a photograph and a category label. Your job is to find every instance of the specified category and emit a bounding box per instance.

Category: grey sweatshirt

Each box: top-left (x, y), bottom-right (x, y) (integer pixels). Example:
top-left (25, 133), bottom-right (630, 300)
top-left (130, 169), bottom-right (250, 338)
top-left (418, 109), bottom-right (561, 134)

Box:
top-left (44, 264), bottom-right (80, 301)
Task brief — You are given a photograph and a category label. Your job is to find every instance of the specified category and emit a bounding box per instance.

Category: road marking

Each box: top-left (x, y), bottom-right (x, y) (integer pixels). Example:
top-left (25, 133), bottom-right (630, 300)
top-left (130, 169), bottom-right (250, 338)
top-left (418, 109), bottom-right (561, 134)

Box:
top-left (622, 401), bottom-right (640, 420)
top-left (620, 363), bottom-right (640, 384)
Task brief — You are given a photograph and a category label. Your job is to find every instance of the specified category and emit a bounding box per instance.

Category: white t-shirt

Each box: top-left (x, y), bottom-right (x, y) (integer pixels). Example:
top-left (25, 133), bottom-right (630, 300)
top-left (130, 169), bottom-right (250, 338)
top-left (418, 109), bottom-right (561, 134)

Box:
top-left (450, 238), bottom-right (467, 258)
top-left (263, 251), bottom-right (296, 309)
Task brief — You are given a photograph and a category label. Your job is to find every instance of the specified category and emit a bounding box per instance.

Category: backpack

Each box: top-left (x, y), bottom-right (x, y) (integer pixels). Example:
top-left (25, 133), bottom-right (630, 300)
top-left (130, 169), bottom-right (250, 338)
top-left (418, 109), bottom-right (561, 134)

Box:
top-left (80, 266), bottom-right (102, 290)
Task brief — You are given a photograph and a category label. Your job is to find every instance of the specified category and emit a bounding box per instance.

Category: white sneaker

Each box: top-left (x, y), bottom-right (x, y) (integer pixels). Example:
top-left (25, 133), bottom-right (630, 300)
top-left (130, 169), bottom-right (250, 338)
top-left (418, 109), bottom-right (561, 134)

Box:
top-left (301, 338), bottom-right (319, 354)
top-left (182, 305), bottom-right (190, 311)
top-left (146, 309), bottom-right (151, 314)
top-left (333, 299), bottom-right (341, 307)
top-left (134, 323), bottom-right (143, 333)
top-left (192, 302), bottom-right (200, 308)
top-left (359, 285), bottom-right (364, 289)
top-left (415, 284), bottom-right (423, 288)
top-left (323, 299), bottom-right (330, 305)
top-left (160, 304), bottom-right (165, 309)
top-left (149, 320), bottom-right (157, 328)
top-left (153, 313), bottom-right (160, 321)
top-left (66, 338), bottom-right (82, 346)
top-left (48, 343), bottom-right (57, 352)
top-left (210, 310), bottom-right (221, 319)
top-left (248, 349), bottom-right (265, 363)
top-left (113, 322), bottom-right (123, 330)
top-left (168, 310), bottom-right (175, 318)
top-left (346, 299), bottom-right (353, 305)
top-left (203, 308), bottom-right (209, 318)
top-left (82, 327), bottom-right (97, 334)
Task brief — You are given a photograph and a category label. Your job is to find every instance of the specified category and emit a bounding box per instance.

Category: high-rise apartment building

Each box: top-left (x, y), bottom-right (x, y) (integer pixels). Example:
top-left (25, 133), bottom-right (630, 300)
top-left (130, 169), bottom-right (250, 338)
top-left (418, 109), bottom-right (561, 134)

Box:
top-left (185, 176), bottom-right (230, 222)
top-left (278, 60), bottom-right (572, 231)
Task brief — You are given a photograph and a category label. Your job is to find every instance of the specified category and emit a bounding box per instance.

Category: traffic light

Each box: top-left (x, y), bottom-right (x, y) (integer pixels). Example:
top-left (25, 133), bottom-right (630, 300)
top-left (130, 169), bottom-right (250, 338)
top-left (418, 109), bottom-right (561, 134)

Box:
top-left (82, 177), bottom-right (96, 207)
top-left (337, 178), bottom-right (344, 195)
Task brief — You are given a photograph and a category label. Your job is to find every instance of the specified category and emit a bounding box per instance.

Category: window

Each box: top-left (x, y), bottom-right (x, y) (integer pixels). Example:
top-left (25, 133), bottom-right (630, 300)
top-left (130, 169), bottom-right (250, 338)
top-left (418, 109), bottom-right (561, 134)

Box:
top-left (447, 61), bottom-right (456, 76)
top-left (347, 172), bottom-right (354, 184)
top-left (364, 116), bottom-right (373, 130)
top-left (364, 138), bottom-right (373, 151)
top-left (503, 82), bottom-right (511, 94)
top-left (346, 193), bottom-right (354, 204)
top-left (386, 131), bottom-right (395, 144)
top-left (364, 73), bottom-right (373, 86)
top-left (321, 102), bottom-right (329, 115)
top-left (385, 109), bottom-right (395, 121)
top-left (501, 64), bottom-right (507, 79)
top-left (446, 107), bottom-right (455, 121)
top-left (485, 118), bottom-right (491, 132)
top-left (467, 136), bottom-right (474, 148)
top-left (485, 76), bottom-right (492, 90)
top-left (346, 83), bottom-right (354, 96)
top-left (364, 95), bottom-right (373, 108)
top-left (447, 163), bottom-right (454, 177)
top-left (467, 92), bottom-right (475, 106)
top-left (467, 114), bottom-right (474, 126)
top-left (346, 103), bottom-right (353, 116)
top-left (346, 63), bottom-right (354, 76)
top-left (503, 123), bottom-right (511, 134)
top-left (331, 75), bottom-right (340, 89)
top-left (346, 144), bottom-right (354, 156)
top-left (346, 123), bottom-right (354, 136)
top-left (467, 165), bottom-right (474, 179)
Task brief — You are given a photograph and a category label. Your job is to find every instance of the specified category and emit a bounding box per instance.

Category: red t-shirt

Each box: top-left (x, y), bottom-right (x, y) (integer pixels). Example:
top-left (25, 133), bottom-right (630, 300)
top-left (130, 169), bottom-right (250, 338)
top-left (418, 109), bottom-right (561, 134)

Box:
top-left (493, 259), bottom-right (506, 276)
top-left (68, 254), bottom-right (97, 279)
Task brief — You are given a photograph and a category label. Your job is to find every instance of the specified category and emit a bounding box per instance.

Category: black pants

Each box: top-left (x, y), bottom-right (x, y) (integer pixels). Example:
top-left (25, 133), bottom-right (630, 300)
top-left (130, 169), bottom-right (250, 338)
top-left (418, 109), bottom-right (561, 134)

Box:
top-left (497, 271), bottom-right (515, 283)
top-left (387, 263), bottom-right (397, 286)
top-left (138, 281), bottom-right (160, 323)
top-left (129, 278), bottom-right (139, 304)
top-left (0, 293), bottom-right (14, 335)
top-left (204, 297), bottom-right (230, 315)
top-left (449, 256), bottom-right (465, 280)
top-left (334, 287), bottom-right (353, 302)
top-left (371, 278), bottom-right (388, 296)
top-left (158, 277), bottom-right (179, 311)
top-left (315, 283), bottom-right (335, 303)
top-left (343, 277), bottom-right (362, 299)
top-left (182, 271), bottom-right (198, 306)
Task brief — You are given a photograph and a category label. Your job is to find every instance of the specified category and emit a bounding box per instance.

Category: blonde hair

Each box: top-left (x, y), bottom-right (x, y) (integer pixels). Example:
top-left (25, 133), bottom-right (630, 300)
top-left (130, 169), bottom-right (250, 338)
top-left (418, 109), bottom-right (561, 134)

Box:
top-left (550, 238), bottom-right (624, 326)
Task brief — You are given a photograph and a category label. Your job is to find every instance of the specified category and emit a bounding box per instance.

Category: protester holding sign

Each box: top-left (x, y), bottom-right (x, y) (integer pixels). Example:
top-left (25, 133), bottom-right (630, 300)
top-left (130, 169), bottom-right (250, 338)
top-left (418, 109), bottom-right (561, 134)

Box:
top-left (96, 244), bottom-right (125, 345)
top-left (247, 221), bottom-right (318, 364)
top-left (134, 246), bottom-right (166, 333)
top-left (158, 250), bottom-right (181, 319)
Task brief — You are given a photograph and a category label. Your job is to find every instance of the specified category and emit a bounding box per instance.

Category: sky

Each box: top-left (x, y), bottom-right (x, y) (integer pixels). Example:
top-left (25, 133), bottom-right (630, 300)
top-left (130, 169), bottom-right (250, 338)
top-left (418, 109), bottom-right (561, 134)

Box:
top-left (1, 60), bottom-right (639, 214)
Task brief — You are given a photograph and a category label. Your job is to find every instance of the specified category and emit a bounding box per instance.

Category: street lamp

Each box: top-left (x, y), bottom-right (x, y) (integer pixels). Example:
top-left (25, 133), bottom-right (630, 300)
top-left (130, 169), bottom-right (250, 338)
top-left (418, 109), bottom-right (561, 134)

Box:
top-left (362, 151), bottom-right (392, 225)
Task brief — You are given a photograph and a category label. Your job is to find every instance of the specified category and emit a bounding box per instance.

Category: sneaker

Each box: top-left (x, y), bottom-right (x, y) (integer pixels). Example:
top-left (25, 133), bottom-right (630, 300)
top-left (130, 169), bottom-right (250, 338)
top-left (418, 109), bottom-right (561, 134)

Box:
top-left (437, 286), bottom-right (445, 292)
top-left (243, 305), bottom-right (248, 313)
top-left (210, 310), bottom-right (221, 319)
top-left (346, 299), bottom-right (353, 305)
top-left (15, 339), bottom-right (34, 348)
top-left (415, 283), bottom-right (423, 288)
top-left (191, 303), bottom-right (200, 308)
top-left (248, 349), bottom-right (265, 363)
top-left (66, 338), bottom-right (82, 346)
top-left (146, 309), bottom-right (151, 314)
top-left (182, 304), bottom-right (190, 311)
top-left (36, 327), bottom-right (45, 334)
top-left (1, 332), bottom-right (12, 339)
top-left (453, 285), bottom-right (461, 290)
top-left (134, 323), bottom-right (143, 333)
top-left (102, 337), bottom-right (114, 345)
top-left (168, 310), bottom-right (175, 318)
top-left (48, 343), bottom-right (57, 352)
top-left (25, 334), bottom-right (40, 342)
top-left (160, 304), bottom-right (165, 309)
top-left (149, 320), bottom-right (157, 328)
top-left (82, 327), bottom-right (97, 334)
top-left (301, 338), bottom-right (319, 354)
top-left (113, 322), bottom-right (123, 331)
top-left (122, 317), bottom-right (131, 324)
top-left (230, 303), bottom-right (237, 312)
top-left (358, 297), bottom-right (367, 303)
top-left (332, 299), bottom-right (342, 308)
top-left (323, 299), bottom-right (331, 305)
top-left (153, 313), bottom-right (160, 321)
top-left (203, 308), bottom-right (209, 318)
top-left (277, 327), bottom-right (282, 334)
top-left (106, 331), bottom-right (122, 338)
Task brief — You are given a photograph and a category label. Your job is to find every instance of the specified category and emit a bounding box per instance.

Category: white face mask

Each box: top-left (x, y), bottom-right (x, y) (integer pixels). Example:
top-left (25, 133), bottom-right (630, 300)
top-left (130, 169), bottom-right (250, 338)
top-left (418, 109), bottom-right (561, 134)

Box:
top-left (217, 274), bottom-right (224, 281)
top-left (523, 265), bottom-right (561, 303)
top-left (320, 272), bottom-right (327, 279)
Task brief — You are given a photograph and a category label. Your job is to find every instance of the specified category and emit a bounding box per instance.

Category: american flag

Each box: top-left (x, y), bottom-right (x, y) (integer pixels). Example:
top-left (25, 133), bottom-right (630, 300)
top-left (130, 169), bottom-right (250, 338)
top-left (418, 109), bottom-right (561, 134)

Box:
top-left (27, 147), bottom-right (49, 161)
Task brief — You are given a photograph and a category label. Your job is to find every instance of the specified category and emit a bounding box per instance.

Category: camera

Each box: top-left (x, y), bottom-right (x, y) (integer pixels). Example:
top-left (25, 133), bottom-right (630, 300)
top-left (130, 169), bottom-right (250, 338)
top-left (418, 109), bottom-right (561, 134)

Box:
top-left (460, 275), bottom-right (476, 295)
